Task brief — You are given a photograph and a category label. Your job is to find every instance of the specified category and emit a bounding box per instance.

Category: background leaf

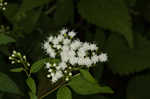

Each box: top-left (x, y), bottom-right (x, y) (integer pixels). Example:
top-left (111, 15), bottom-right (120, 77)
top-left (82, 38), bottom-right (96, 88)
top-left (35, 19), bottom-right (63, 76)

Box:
top-left (54, 0), bottom-right (74, 26)
top-left (13, 9), bottom-right (42, 33)
top-left (20, 0), bottom-right (52, 11)
top-left (0, 72), bottom-right (22, 95)
top-left (78, 0), bottom-right (133, 47)
top-left (106, 33), bottom-right (150, 75)
top-left (0, 34), bottom-right (15, 45)
top-left (127, 74), bottom-right (150, 99)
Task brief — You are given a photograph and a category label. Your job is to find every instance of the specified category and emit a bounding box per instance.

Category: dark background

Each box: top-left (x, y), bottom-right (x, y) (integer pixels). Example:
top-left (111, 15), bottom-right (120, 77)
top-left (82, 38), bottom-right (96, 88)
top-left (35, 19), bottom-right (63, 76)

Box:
top-left (0, 0), bottom-right (150, 99)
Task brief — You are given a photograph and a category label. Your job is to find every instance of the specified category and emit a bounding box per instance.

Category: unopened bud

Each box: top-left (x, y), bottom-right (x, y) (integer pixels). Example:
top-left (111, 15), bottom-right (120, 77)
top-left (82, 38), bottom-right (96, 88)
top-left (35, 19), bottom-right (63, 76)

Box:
top-left (11, 61), bottom-right (15, 64)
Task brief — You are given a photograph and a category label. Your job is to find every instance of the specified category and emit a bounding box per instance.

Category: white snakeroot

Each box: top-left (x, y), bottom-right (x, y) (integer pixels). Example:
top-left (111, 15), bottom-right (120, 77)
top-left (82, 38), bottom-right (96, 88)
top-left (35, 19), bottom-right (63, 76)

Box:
top-left (46, 46), bottom-right (56, 58)
top-left (60, 28), bottom-right (68, 35)
top-left (63, 39), bottom-right (71, 45)
top-left (43, 42), bottom-right (50, 50)
top-left (48, 69), bottom-right (52, 73)
top-left (90, 44), bottom-right (98, 51)
top-left (48, 36), bottom-right (53, 42)
top-left (51, 70), bottom-right (63, 83)
top-left (77, 49), bottom-right (86, 58)
top-left (70, 40), bottom-right (82, 50)
top-left (82, 42), bottom-right (91, 51)
top-left (69, 57), bottom-right (77, 65)
top-left (99, 53), bottom-right (108, 62)
top-left (57, 62), bottom-right (67, 70)
top-left (91, 55), bottom-right (99, 64)
top-left (68, 31), bottom-right (76, 38)
top-left (46, 63), bottom-right (51, 69)
top-left (43, 28), bottom-right (108, 83)
top-left (84, 57), bottom-right (92, 67)
top-left (52, 37), bottom-right (59, 45)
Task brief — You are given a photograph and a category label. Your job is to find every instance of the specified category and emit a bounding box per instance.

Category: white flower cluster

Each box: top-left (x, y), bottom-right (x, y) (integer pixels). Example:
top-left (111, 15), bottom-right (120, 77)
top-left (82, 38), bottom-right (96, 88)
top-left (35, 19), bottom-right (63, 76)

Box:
top-left (43, 28), bottom-right (108, 83)
top-left (0, 1), bottom-right (7, 11)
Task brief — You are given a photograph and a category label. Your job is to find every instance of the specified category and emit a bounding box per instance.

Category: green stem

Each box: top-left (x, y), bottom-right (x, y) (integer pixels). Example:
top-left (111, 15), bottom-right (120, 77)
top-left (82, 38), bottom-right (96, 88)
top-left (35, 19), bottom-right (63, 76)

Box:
top-left (38, 81), bottom-right (65, 99)
top-left (45, 5), bottom-right (56, 15)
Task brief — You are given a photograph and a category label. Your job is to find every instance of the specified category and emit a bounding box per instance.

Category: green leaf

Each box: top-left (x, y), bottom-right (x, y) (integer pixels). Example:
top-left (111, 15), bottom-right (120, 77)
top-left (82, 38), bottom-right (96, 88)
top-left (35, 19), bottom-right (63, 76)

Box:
top-left (94, 29), bottom-right (106, 47)
top-left (78, 0), bottom-right (133, 47)
top-left (106, 34), bottom-right (150, 75)
top-left (29, 91), bottom-right (37, 99)
top-left (80, 69), bottom-right (97, 84)
top-left (0, 72), bottom-right (22, 95)
top-left (4, 3), bottom-right (19, 22)
top-left (30, 58), bottom-right (50, 73)
top-left (0, 34), bottom-right (15, 45)
top-left (57, 86), bottom-right (72, 99)
top-left (31, 58), bottom-right (59, 73)
top-left (68, 74), bottom-right (113, 95)
top-left (127, 74), bottom-right (150, 99)
top-left (14, 9), bottom-right (42, 33)
top-left (54, 0), bottom-right (74, 26)
top-left (20, 0), bottom-right (52, 11)
top-left (26, 77), bottom-right (36, 94)
top-left (10, 67), bottom-right (24, 72)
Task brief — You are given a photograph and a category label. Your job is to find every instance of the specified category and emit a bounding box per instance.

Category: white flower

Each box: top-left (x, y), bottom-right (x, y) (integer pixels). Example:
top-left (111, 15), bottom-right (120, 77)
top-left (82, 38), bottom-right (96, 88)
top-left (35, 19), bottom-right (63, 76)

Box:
top-left (57, 35), bottom-right (64, 42)
top-left (52, 37), bottom-right (59, 45)
top-left (91, 55), bottom-right (99, 64)
top-left (61, 53), bottom-right (69, 62)
top-left (57, 62), bottom-right (67, 70)
top-left (77, 49), bottom-right (86, 58)
top-left (61, 46), bottom-right (70, 62)
top-left (63, 39), bottom-right (71, 45)
top-left (82, 42), bottom-right (91, 51)
top-left (56, 44), bottom-right (62, 49)
top-left (70, 40), bottom-right (82, 50)
top-left (68, 31), bottom-right (76, 38)
top-left (69, 57), bottom-right (78, 65)
top-left (51, 70), bottom-right (63, 83)
top-left (90, 44), bottom-right (98, 51)
top-left (77, 58), bottom-right (85, 65)
top-left (43, 41), bottom-right (49, 50)
top-left (48, 36), bottom-right (53, 42)
top-left (60, 28), bottom-right (68, 35)
top-left (46, 62), bottom-right (51, 69)
top-left (48, 69), bottom-right (52, 72)
top-left (84, 57), bottom-right (92, 67)
top-left (68, 49), bottom-right (76, 57)
top-left (51, 76), bottom-right (57, 83)
top-left (46, 47), bottom-right (56, 58)
top-left (55, 70), bottom-right (63, 79)
top-left (99, 53), bottom-right (108, 62)
top-left (53, 63), bottom-right (57, 67)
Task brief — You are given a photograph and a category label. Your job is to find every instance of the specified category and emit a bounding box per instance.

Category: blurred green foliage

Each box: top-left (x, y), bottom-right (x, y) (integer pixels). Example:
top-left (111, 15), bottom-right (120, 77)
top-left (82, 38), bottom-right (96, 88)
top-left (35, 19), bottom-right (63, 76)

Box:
top-left (0, 0), bottom-right (150, 99)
